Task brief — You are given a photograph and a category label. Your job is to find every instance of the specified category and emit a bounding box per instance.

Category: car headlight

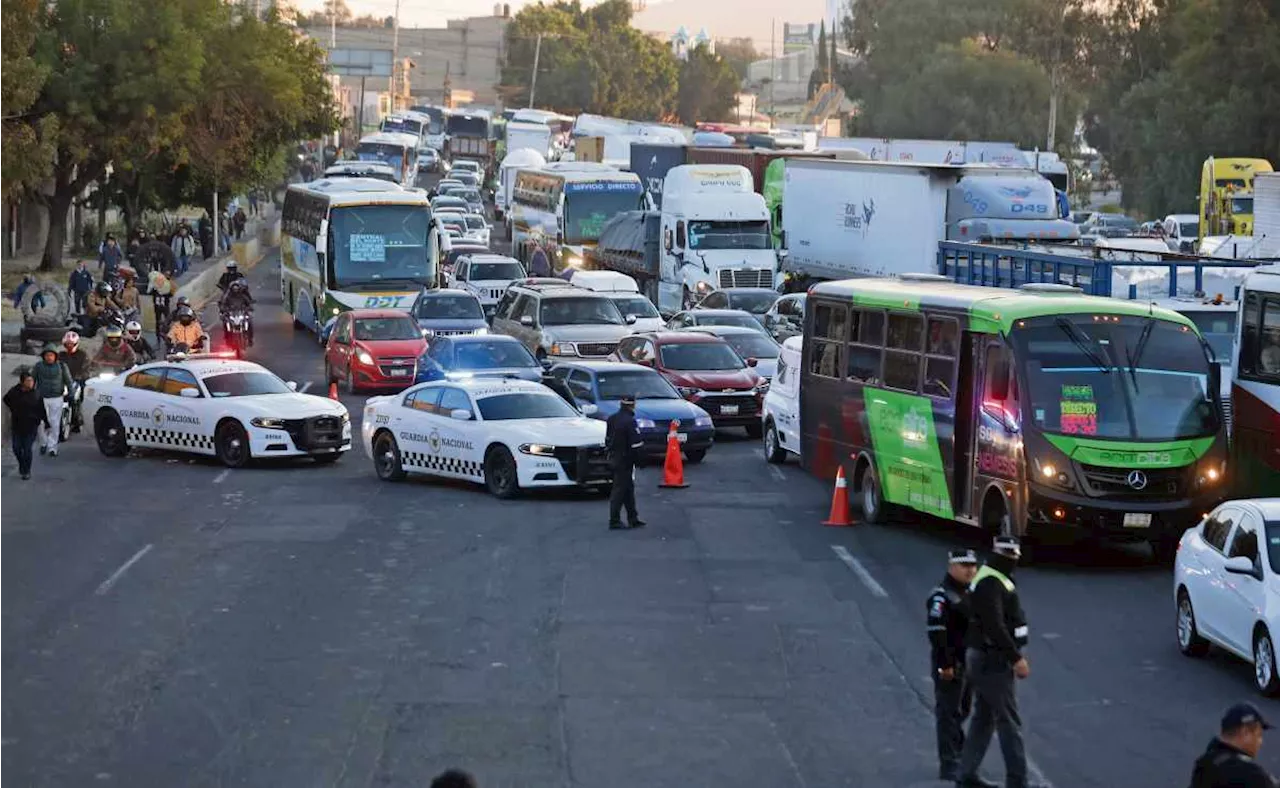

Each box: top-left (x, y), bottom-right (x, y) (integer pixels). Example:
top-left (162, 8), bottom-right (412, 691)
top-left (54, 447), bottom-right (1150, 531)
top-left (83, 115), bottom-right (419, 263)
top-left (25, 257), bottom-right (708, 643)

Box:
top-left (677, 386), bottom-right (702, 398)
top-left (565, 255), bottom-right (583, 268)
top-left (473, 326), bottom-right (489, 335)
top-left (635, 418), bottom-right (656, 429)
top-left (754, 381), bottom-right (770, 394)
top-left (696, 281), bottom-right (712, 292)
top-left (340, 410), bottom-right (350, 424)
top-left (251, 417), bottom-right (287, 429)
top-left (550, 342), bottom-right (578, 356)
top-left (356, 350), bottom-right (375, 365)
top-left (519, 443), bottom-right (557, 456)
top-left (694, 415), bottom-right (714, 428)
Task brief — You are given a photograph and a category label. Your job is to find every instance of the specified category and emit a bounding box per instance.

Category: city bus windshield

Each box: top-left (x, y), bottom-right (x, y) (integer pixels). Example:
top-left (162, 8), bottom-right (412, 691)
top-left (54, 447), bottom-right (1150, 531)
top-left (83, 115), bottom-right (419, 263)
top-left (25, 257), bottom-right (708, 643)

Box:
top-left (328, 204), bottom-right (432, 289)
top-left (687, 220), bottom-right (771, 251)
top-left (1011, 315), bottom-right (1218, 441)
top-left (563, 184), bottom-right (644, 244)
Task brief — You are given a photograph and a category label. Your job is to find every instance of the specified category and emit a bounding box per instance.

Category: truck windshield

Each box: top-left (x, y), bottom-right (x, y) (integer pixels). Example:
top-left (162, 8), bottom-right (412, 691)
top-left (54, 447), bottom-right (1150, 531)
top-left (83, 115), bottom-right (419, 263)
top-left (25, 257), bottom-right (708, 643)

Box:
top-left (1231, 197), bottom-right (1254, 215)
top-left (328, 205), bottom-right (433, 289)
top-left (563, 188), bottom-right (644, 244)
top-left (1011, 315), bottom-right (1218, 441)
top-left (687, 220), bottom-right (771, 251)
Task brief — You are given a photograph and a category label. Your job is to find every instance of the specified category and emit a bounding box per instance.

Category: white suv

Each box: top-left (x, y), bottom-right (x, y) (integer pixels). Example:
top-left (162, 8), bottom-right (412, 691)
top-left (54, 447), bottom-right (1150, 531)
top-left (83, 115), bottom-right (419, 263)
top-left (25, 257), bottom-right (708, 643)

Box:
top-left (449, 254), bottom-right (525, 318)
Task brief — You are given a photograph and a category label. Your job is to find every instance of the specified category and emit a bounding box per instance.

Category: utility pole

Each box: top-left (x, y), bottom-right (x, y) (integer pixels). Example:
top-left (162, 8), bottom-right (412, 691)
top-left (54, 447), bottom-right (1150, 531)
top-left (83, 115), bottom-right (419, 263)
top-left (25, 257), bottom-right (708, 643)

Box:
top-left (1046, 0), bottom-right (1068, 151)
top-left (769, 19), bottom-right (776, 122)
top-left (391, 0), bottom-right (401, 109)
top-left (528, 33), bottom-right (543, 109)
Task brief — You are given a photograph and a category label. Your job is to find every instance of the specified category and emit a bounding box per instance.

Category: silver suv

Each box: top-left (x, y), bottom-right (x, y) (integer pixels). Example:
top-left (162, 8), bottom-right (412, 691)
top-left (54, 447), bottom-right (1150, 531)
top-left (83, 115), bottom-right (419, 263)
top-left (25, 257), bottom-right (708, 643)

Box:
top-left (491, 281), bottom-right (637, 361)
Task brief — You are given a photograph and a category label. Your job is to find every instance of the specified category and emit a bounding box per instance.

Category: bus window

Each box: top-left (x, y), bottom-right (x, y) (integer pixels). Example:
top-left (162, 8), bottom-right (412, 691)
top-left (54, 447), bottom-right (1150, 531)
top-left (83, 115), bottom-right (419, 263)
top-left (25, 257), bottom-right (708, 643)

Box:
top-left (1241, 293), bottom-right (1280, 381)
top-left (846, 309), bottom-right (884, 384)
top-left (983, 344), bottom-right (1016, 422)
top-left (809, 302), bottom-right (847, 378)
top-left (923, 316), bottom-right (959, 399)
top-left (883, 312), bottom-right (923, 392)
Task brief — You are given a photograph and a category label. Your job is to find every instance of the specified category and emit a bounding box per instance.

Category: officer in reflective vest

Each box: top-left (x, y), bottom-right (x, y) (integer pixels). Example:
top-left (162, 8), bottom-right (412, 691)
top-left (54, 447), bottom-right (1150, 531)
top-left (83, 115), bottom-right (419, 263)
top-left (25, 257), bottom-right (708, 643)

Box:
top-left (927, 549), bottom-right (981, 782)
top-left (955, 535), bottom-right (1043, 788)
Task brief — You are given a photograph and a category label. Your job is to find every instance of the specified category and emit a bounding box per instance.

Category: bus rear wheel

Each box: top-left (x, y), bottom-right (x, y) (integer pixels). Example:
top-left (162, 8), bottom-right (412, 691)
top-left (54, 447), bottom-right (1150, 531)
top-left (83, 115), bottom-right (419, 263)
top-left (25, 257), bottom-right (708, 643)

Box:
top-left (858, 464), bottom-right (886, 525)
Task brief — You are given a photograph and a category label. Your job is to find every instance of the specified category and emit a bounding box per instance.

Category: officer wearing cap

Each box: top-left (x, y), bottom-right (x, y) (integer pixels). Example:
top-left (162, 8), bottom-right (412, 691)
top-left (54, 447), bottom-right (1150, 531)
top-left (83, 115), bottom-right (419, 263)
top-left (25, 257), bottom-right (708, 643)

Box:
top-left (1190, 703), bottom-right (1278, 787)
top-left (605, 394), bottom-right (646, 531)
top-left (927, 549), bottom-right (983, 783)
top-left (955, 535), bottom-right (1042, 788)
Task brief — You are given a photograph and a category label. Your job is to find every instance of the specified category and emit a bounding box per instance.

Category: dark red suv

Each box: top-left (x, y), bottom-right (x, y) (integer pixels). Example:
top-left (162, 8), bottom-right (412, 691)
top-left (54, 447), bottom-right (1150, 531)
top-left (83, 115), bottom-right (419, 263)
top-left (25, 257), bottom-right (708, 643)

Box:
top-left (610, 332), bottom-right (764, 436)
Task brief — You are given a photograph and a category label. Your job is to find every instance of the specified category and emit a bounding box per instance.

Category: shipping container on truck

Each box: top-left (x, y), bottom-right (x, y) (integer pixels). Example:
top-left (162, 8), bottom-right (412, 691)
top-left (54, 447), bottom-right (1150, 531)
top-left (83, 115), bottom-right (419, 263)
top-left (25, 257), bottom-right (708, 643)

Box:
top-left (685, 148), bottom-right (835, 199)
top-left (505, 122), bottom-right (553, 162)
top-left (583, 210), bottom-right (663, 305)
top-left (776, 158), bottom-right (1078, 284)
top-left (1253, 172), bottom-right (1280, 259)
top-left (629, 144), bottom-right (690, 210)
top-left (818, 137), bottom-right (1070, 192)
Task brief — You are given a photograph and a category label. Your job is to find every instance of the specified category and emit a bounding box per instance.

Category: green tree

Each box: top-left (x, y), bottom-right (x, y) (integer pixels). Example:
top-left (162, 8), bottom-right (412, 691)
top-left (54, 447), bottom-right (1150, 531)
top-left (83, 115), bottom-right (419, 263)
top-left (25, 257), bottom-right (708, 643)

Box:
top-left (1, 0), bottom-right (57, 203)
top-left (677, 43), bottom-right (741, 125)
top-left (716, 39), bottom-right (759, 81)
top-left (816, 21), bottom-right (829, 80)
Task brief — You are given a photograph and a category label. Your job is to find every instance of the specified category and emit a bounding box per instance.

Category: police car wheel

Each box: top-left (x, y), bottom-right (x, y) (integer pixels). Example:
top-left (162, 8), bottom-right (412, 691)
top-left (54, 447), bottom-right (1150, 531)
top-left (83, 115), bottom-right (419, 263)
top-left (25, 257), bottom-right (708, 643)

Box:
top-left (1176, 589), bottom-right (1209, 657)
top-left (484, 446), bottom-right (520, 499)
top-left (215, 420), bottom-right (251, 468)
top-left (374, 432), bottom-right (406, 481)
top-left (1254, 629), bottom-right (1280, 696)
top-left (685, 448), bottom-right (707, 464)
top-left (94, 411), bottom-right (128, 457)
top-left (763, 421), bottom-right (786, 463)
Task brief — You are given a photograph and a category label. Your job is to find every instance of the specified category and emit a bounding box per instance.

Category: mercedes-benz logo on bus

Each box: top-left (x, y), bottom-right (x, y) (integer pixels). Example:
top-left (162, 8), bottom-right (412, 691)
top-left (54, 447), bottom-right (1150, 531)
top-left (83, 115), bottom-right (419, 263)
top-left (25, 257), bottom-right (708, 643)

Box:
top-left (1127, 470), bottom-right (1149, 490)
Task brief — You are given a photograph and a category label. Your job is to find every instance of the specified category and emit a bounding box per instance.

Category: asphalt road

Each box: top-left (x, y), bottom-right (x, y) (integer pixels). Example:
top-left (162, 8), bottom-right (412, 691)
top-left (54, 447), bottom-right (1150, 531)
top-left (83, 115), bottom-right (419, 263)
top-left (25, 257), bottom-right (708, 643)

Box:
top-left (4, 248), bottom-right (1278, 787)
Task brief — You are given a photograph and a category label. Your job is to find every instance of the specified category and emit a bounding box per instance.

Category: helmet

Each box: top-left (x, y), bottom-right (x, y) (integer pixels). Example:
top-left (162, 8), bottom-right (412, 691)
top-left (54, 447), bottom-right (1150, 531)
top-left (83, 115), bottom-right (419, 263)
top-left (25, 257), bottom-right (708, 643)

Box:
top-left (175, 295), bottom-right (190, 308)
top-left (103, 327), bottom-right (123, 344)
top-left (230, 279), bottom-right (248, 292)
top-left (225, 260), bottom-right (238, 270)
top-left (125, 320), bottom-right (142, 339)
top-left (177, 305), bottom-right (195, 323)
top-left (96, 282), bottom-right (113, 296)
top-left (62, 330), bottom-right (80, 350)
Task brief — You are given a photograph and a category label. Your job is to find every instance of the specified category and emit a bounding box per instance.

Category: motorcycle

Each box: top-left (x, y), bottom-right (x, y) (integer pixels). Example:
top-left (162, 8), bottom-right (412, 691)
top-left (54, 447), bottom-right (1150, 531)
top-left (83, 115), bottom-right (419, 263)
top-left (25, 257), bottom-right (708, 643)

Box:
top-left (164, 333), bottom-right (209, 356)
top-left (222, 309), bottom-right (252, 359)
top-left (60, 380), bottom-right (85, 442)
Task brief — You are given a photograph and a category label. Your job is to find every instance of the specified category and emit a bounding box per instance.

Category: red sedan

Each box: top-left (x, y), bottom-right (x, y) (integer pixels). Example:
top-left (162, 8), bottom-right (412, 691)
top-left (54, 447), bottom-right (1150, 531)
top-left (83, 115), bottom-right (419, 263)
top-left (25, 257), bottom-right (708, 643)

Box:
top-left (324, 309), bottom-right (426, 393)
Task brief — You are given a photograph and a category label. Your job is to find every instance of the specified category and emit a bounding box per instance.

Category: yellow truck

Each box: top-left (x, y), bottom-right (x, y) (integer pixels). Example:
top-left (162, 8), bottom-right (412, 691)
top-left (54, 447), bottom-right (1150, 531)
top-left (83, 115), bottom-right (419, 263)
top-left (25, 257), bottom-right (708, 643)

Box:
top-left (1199, 156), bottom-right (1274, 238)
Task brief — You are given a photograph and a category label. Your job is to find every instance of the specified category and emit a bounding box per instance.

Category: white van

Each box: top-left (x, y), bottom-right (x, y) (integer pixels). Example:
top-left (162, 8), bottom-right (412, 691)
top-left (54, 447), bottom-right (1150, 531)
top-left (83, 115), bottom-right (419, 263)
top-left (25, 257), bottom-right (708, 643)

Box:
top-left (761, 336), bottom-right (802, 463)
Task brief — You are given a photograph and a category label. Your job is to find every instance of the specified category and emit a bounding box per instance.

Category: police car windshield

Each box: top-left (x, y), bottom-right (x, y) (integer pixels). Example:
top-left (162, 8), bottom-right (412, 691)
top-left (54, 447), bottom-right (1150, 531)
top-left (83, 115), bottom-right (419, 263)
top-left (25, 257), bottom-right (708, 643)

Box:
top-left (471, 262), bottom-right (524, 280)
top-left (417, 295), bottom-right (484, 320)
top-left (204, 372), bottom-right (292, 397)
top-left (611, 296), bottom-right (660, 318)
top-left (597, 370), bottom-right (678, 400)
top-left (355, 317), bottom-right (420, 341)
top-left (455, 341), bottom-right (539, 368)
top-left (477, 392), bottom-right (578, 420)
top-left (660, 343), bottom-right (745, 371)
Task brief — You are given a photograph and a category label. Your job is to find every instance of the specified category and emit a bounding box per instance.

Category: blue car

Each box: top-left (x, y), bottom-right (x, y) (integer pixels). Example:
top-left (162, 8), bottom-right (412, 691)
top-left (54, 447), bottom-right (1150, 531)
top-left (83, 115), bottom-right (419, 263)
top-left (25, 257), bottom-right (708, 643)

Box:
top-left (547, 360), bottom-right (715, 463)
top-left (414, 334), bottom-right (544, 384)
top-left (410, 288), bottom-right (489, 338)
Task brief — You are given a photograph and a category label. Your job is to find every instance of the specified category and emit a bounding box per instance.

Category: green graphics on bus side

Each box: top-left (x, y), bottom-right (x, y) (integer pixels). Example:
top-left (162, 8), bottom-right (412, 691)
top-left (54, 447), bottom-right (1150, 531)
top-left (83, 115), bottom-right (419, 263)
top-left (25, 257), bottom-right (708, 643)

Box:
top-left (1042, 434), bottom-right (1216, 469)
top-left (863, 388), bottom-right (955, 519)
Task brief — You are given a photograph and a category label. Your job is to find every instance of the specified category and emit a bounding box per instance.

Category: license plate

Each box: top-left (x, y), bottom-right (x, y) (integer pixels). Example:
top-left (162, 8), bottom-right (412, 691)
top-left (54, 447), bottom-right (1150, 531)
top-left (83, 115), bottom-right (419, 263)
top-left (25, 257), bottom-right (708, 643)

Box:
top-left (677, 433), bottom-right (688, 443)
top-left (389, 369), bottom-right (409, 377)
top-left (720, 405), bottom-right (739, 416)
top-left (1123, 513), bottom-right (1152, 528)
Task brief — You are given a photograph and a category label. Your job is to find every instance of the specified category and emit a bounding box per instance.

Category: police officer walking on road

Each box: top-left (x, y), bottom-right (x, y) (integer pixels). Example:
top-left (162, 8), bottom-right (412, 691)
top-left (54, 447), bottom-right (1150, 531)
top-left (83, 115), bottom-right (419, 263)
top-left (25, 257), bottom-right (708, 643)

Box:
top-left (1190, 703), bottom-right (1278, 788)
top-left (928, 549), bottom-right (985, 784)
top-left (605, 394), bottom-right (647, 531)
top-left (955, 535), bottom-right (1043, 788)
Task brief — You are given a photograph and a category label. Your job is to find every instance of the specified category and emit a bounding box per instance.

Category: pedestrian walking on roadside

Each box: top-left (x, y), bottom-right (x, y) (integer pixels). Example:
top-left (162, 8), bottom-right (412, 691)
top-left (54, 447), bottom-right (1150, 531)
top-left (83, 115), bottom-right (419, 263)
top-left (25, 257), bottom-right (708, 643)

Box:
top-left (31, 343), bottom-right (72, 458)
top-left (1190, 703), bottom-right (1278, 788)
top-left (233, 206), bottom-right (247, 240)
top-left (429, 769), bottom-right (478, 788)
top-left (248, 189), bottom-right (260, 217)
top-left (171, 224), bottom-right (197, 276)
top-left (99, 234), bottom-right (123, 279)
top-left (604, 394), bottom-right (646, 530)
top-left (198, 212), bottom-right (214, 259)
top-left (4, 368), bottom-right (49, 480)
top-left (927, 549), bottom-right (989, 784)
top-left (954, 536), bottom-right (1042, 788)
top-left (68, 260), bottom-right (94, 314)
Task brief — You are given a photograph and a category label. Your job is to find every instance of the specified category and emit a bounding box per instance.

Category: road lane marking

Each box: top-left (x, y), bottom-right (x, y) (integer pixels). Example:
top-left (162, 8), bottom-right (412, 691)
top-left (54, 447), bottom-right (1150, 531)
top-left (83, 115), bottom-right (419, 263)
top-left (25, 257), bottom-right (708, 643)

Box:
top-left (768, 464), bottom-right (785, 482)
top-left (831, 545), bottom-right (889, 598)
top-left (213, 469), bottom-right (231, 484)
top-left (94, 544), bottom-right (154, 596)
top-left (299, 381), bottom-right (313, 393)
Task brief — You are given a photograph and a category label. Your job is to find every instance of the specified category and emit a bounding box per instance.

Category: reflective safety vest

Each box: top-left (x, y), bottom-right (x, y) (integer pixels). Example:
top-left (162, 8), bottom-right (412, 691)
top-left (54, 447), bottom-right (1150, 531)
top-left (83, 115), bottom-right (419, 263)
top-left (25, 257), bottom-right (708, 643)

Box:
top-left (971, 564), bottom-right (1014, 593)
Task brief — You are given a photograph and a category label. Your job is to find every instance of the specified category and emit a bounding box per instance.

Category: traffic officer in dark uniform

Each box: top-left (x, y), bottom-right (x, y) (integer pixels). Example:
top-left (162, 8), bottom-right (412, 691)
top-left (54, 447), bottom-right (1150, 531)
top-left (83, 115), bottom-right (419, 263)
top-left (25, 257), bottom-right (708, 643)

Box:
top-left (1189, 703), bottom-right (1277, 788)
top-left (927, 549), bottom-right (982, 783)
top-left (605, 394), bottom-right (646, 530)
top-left (955, 535), bottom-right (1043, 788)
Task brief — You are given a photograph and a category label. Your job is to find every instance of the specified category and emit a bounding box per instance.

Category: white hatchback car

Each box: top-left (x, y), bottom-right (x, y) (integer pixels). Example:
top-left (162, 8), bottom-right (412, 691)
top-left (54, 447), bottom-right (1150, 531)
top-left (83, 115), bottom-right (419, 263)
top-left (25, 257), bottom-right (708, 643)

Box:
top-left (1175, 498), bottom-right (1280, 695)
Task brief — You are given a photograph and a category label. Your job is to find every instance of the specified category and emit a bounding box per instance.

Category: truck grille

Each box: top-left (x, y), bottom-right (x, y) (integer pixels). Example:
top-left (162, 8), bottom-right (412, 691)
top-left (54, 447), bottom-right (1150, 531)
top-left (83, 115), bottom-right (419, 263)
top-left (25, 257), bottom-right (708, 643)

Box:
top-left (717, 269), bottom-right (773, 288)
top-left (577, 342), bottom-right (618, 357)
top-left (1078, 463), bottom-right (1187, 501)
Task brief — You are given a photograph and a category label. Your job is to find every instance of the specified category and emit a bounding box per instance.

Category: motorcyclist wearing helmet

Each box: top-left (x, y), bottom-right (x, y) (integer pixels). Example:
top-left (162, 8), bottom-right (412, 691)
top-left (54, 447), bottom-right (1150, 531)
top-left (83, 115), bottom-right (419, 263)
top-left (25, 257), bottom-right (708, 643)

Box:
top-left (90, 326), bottom-right (137, 377)
top-left (86, 282), bottom-right (112, 320)
top-left (216, 260), bottom-right (244, 293)
top-left (219, 278), bottom-right (255, 347)
top-left (58, 331), bottom-right (91, 433)
top-left (124, 320), bottom-right (156, 363)
top-left (167, 305), bottom-right (205, 352)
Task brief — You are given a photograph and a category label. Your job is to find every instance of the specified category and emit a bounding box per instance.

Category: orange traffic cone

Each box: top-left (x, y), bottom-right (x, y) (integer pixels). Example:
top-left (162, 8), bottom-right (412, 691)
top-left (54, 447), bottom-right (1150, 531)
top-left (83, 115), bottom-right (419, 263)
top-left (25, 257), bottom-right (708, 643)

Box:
top-left (658, 420), bottom-right (689, 488)
top-left (822, 466), bottom-right (854, 526)
top-left (328, 381), bottom-right (339, 400)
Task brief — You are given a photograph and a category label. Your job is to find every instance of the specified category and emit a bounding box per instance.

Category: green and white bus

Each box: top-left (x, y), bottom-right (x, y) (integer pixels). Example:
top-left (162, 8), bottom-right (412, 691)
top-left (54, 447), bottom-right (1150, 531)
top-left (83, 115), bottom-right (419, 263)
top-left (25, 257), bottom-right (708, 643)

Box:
top-left (801, 275), bottom-right (1230, 558)
top-left (280, 178), bottom-right (445, 335)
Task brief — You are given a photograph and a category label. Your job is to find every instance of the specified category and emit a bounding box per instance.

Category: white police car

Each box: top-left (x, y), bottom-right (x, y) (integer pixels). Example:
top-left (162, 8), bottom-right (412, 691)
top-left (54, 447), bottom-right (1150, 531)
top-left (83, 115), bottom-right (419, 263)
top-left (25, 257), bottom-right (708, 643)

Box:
top-left (361, 377), bottom-right (611, 498)
top-left (84, 355), bottom-right (351, 467)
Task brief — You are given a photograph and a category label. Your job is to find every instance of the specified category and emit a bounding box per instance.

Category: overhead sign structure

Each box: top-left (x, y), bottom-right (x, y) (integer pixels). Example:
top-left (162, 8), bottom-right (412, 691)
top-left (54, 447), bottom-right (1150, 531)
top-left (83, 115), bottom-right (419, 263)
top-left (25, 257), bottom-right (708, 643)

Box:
top-left (328, 48), bottom-right (394, 78)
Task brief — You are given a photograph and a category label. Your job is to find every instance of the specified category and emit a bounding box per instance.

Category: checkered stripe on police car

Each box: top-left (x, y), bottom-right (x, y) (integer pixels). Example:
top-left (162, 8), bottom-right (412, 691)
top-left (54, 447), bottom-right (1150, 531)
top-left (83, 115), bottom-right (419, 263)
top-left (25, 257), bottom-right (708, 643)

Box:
top-left (402, 451), bottom-right (482, 477)
top-left (126, 427), bottom-right (215, 450)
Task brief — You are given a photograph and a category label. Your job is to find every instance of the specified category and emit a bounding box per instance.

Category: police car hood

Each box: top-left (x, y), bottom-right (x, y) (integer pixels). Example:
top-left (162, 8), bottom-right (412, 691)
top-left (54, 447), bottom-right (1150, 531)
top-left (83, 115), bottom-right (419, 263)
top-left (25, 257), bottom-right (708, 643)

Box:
top-left (496, 416), bottom-right (606, 446)
top-left (223, 393), bottom-right (347, 419)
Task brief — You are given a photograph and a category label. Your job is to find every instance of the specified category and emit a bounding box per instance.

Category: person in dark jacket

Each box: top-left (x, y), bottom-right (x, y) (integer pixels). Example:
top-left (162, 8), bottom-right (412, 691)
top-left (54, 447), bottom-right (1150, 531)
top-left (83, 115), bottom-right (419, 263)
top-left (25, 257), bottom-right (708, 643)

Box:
top-left (99, 234), bottom-right (124, 279)
top-left (13, 274), bottom-right (46, 311)
top-left (68, 261), bottom-right (94, 314)
top-left (954, 536), bottom-right (1041, 788)
top-left (233, 206), bottom-right (247, 239)
top-left (604, 394), bottom-right (646, 530)
top-left (31, 343), bottom-right (72, 457)
top-left (216, 260), bottom-right (245, 293)
top-left (197, 212), bottom-right (214, 259)
top-left (4, 368), bottom-right (49, 479)
top-left (927, 549), bottom-right (983, 783)
top-left (59, 330), bottom-right (91, 433)
top-left (1190, 703), bottom-right (1277, 788)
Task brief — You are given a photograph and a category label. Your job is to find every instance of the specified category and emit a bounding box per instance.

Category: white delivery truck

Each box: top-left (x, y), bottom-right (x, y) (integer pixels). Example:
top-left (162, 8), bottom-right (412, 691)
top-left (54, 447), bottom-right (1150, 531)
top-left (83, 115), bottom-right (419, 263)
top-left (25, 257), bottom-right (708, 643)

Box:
top-left (776, 158), bottom-right (1078, 282)
top-left (817, 137), bottom-right (1070, 193)
top-left (658, 164), bottom-right (778, 312)
top-left (505, 121), bottom-right (554, 162)
top-left (1255, 172), bottom-right (1280, 259)
top-left (495, 148), bottom-right (547, 224)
